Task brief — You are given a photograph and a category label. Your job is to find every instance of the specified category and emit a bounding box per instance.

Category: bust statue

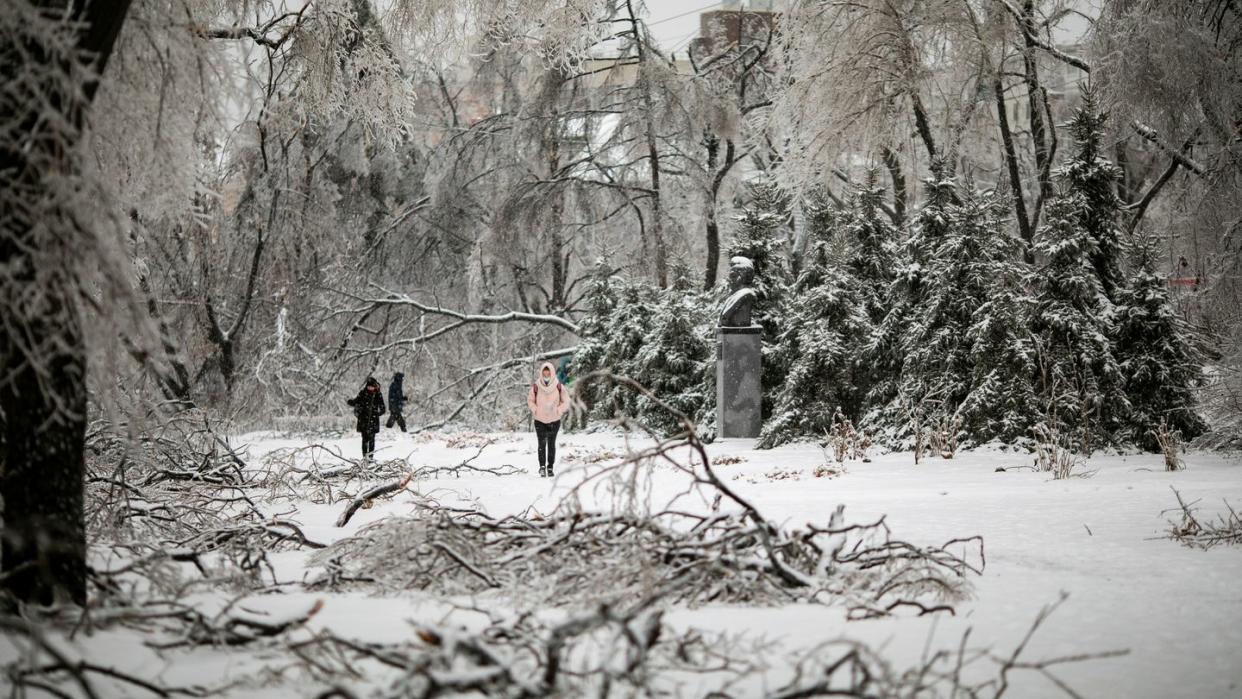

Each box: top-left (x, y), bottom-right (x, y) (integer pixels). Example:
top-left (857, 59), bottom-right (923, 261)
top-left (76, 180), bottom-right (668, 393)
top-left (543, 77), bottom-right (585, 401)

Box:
top-left (719, 256), bottom-right (758, 327)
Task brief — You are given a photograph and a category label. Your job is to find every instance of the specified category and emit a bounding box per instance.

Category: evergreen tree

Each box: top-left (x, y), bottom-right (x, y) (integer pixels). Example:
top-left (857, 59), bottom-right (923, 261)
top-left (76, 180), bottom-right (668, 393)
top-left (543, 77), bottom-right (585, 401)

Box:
top-left (894, 186), bottom-right (1039, 445)
top-left (1059, 87), bottom-right (1126, 302)
top-left (572, 265), bottom-right (659, 422)
top-left (865, 167), bottom-right (956, 437)
top-left (839, 174), bottom-right (900, 326)
top-left (632, 268), bottom-right (713, 436)
top-left (959, 199), bottom-right (1040, 443)
top-left (1030, 191), bottom-right (1129, 450)
top-left (1112, 238), bottom-right (1207, 449)
top-left (571, 260), bottom-right (617, 416)
top-left (758, 220), bottom-right (871, 448)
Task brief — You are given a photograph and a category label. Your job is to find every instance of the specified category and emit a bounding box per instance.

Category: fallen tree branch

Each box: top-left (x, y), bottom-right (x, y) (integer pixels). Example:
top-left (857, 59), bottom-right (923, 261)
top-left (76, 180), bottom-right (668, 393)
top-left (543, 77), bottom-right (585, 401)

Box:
top-left (354, 284), bottom-right (579, 334)
top-left (336, 474), bottom-right (413, 527)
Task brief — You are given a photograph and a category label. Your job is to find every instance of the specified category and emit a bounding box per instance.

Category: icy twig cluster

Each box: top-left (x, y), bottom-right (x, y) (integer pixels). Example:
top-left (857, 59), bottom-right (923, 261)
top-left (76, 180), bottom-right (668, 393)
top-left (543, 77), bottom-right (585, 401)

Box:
top-left (1166, 487), bottom-right (1242, 549)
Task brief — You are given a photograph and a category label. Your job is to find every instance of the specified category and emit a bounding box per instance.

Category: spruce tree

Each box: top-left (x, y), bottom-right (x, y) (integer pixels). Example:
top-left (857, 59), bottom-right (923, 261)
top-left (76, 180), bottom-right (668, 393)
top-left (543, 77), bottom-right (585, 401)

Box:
top-left (572, 265), bottom-right (659, 422)
top-left (632, 268), bottom-right (713, 436)
top-left (758, 220), bottom-right (871, 448)
top-left (839, 174), bottom-right (900, 326)
top-left (959, 197), bottom-right (1040, 443)
top-left (865, 167), bottom-right (956, 438)
top-left (570, 260), bottom-right (617, 419)
top-left (1059, 87), bottom-right (1126, 302)
top-left (1112, 238), bottom-right (1206, 449)
top-left (895, 185), bottom-right (1039, 446)
top-left (1030, 191), bottom-right (1129, 450)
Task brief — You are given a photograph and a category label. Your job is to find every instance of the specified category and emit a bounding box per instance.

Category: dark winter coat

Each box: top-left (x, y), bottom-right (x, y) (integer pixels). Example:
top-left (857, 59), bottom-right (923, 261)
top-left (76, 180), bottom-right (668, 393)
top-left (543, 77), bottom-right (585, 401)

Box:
top-left (347, 384), bottom-right (386, 435)
top-left (388, 374), bottom-right (407, 412)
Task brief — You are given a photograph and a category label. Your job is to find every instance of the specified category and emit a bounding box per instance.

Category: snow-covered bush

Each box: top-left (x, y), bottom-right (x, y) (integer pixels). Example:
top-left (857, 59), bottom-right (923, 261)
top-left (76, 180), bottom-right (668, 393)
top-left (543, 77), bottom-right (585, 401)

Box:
top-left (759, 211), bottom-right (871, 448)
top-left (631, 269), bottom-right (714, 436)
top-left (1113, 239), bottom-right (1207, 450)
top-left (572, 262), bottom-right (715, 436)
top-left (855, 175), bottom-right (1040, 450)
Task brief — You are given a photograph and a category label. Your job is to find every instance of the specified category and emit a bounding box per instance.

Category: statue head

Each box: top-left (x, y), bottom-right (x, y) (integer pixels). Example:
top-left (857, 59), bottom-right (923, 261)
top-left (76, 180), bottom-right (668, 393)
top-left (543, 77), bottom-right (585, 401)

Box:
top-left (728, 256), bottom-right (755, 291)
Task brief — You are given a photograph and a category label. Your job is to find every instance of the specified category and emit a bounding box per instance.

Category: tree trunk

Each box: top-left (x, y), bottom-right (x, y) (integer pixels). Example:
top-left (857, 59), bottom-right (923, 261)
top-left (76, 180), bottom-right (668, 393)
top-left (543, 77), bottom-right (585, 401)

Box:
top-left (880, 146), bottom-right (907, 227)
top-left (0, 0), bottom-right (133, 607)
top-left (0, 313), bottom-right (87, 607)
top-left (994, 74), bottom-right (1035, 263)
top-left (705, 216), bottom-right (721, 289)
top-left (704, 134), bottom-right (737, 290)
top-left (626, 0), bottom-right (667, 288)
top-left (541, 69), bottom-right (568, 310)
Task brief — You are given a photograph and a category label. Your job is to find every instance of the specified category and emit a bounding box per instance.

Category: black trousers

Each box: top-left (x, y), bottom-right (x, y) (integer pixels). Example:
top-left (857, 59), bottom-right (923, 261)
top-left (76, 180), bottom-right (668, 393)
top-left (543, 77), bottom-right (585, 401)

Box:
top-left (361, 431), bottom-right (377, 460)
top-left (535, 420), bottom-right (561, 467)
top-left (386, 410), bottom-right (407, 431)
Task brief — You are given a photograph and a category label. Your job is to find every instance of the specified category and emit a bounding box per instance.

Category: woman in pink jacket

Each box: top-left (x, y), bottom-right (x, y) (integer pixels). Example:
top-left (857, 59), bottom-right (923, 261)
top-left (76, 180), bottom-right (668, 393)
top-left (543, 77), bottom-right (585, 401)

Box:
top-left (528, 361), bottom-right (570, 477)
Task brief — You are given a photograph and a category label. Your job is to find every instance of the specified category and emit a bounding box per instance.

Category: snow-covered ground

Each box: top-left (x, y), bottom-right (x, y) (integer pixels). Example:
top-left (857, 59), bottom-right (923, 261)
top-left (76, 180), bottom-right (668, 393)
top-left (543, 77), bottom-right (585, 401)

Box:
top-left (4, 429), bottom-right (1241, 697)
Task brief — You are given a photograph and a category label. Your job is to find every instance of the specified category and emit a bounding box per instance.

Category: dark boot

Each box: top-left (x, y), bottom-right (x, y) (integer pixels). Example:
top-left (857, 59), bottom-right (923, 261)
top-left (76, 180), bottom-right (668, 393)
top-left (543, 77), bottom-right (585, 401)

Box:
top-left (546, 463), bottom-right (554, 477)
top-left (538, 464), bottom-right (546, 477)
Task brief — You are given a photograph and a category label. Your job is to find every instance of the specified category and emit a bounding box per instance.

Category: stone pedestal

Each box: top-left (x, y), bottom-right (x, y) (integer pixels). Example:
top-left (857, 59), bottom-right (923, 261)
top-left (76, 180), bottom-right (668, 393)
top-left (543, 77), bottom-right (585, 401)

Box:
top-left (716, 325), bottom-right (762, 439)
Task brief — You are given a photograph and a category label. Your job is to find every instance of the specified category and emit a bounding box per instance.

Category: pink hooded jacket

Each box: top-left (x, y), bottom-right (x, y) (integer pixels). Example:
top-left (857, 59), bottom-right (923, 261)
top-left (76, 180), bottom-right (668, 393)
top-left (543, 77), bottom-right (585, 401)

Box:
top-left (528, 361), bottom-right (570, 424)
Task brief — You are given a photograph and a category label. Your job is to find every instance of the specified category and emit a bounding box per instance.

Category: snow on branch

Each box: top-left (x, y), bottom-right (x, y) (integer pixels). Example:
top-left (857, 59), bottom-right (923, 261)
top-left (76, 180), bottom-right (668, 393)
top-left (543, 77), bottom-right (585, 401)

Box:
top-left (996, 0), bottom-right (1093, 73)
top-left (347, 285), bottom-right (579, 334)
top-left (1130, 121), bottom-right (1207, 176)
top-left (194, 6), bottom-right (310, 49)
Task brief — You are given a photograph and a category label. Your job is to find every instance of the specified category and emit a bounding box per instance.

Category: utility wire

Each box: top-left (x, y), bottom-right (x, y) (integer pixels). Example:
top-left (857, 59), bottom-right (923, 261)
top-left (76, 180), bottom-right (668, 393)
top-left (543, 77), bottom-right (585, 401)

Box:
top-left (647, 1), bottom-right (723, 27)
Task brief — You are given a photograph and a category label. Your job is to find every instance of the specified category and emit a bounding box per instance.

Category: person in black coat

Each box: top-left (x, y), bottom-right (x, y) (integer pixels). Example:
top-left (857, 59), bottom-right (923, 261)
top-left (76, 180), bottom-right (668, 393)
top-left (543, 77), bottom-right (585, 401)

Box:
top-left (386, 372), bottom-right (408, 432)
top-left (347, 376), bottom-right (386, 461)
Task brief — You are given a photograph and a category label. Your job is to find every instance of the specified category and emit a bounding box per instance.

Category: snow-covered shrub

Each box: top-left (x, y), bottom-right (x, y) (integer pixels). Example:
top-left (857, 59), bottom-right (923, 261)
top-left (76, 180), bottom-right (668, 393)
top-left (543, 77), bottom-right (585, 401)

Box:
top-left (573, 262), bottom-right (715, 436)
top-left (1030, 189), bottom-right (1129, 453)
top-left (1113, 239), bottom-right (1207, 450)
top-left (1151, 417), bottom-right (1185, 471)
top-left (758, 215), bottom-right (871, 448)
top-left (824, 408), bottom-right (871, 463)
top-left (1166, 489), bottom-right (1242, 549)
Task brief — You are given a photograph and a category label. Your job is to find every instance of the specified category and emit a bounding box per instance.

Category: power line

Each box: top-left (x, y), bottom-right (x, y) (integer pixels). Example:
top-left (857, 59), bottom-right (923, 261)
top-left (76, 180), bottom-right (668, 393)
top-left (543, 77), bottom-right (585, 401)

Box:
top-left (647, 1), bottom-right (723, 27)
top-left (667, 27), bottom-right (705, 54)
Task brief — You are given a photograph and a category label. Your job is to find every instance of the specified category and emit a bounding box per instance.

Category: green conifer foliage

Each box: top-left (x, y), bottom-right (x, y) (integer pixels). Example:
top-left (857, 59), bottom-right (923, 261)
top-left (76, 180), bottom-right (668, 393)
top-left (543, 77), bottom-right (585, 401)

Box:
top-left (1112, 239), bottom-right (1207, 449)
top-left (1030, 191), bottom-right (1129, 450)
top-left (759, 216), bottom-right (871, 448)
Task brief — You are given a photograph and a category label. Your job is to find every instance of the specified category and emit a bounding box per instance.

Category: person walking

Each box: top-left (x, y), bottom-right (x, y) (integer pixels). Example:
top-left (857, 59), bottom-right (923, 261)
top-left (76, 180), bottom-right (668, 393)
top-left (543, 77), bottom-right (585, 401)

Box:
top-left (386, 372), bottom-right (408, 431)
top-left (347, 376), bottom-right (386, 461)
top-left (527, 361), bottom-right (569, 477)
